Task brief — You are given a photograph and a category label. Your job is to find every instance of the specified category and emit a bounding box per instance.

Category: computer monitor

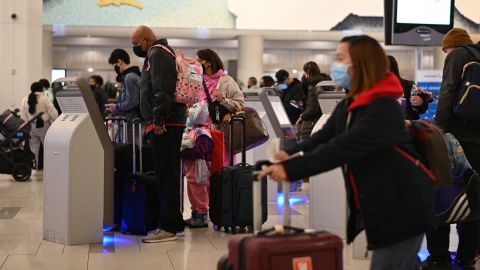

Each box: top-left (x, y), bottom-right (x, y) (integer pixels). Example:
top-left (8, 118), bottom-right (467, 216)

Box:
top-left (385, 0), bottom-right (454, 46)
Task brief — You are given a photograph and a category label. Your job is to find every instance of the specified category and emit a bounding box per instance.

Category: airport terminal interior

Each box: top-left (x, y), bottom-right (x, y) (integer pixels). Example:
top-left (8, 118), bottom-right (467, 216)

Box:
top-left (1, 0), bottom-right (480, 269)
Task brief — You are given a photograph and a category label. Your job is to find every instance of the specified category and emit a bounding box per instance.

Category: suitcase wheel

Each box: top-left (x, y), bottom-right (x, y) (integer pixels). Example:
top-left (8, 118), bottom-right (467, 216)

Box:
top-left (213, 224), bottom-right (221, 231)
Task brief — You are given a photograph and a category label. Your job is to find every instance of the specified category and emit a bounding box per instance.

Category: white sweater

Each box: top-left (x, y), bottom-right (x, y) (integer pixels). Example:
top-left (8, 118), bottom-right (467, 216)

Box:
top-left (20, 92), bottom-right (59, 123)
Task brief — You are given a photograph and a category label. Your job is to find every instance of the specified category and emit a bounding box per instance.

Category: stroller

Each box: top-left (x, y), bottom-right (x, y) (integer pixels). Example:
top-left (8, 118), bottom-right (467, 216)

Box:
top-left (0, 109), bottom-right (43, 181)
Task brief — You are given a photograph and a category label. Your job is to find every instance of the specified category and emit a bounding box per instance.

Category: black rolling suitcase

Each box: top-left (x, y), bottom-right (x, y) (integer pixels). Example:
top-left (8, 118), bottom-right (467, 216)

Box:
top-left (121, 120), bottom-right (159, 235)
top-left (209, 116), bottom-right (268, 233)
top-left (108, 116), bottom-right (132, 227)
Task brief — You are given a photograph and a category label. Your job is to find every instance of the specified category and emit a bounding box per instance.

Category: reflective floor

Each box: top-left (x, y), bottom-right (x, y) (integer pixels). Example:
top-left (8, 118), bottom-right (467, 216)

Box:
top-left (0, 172), bottom-right (476, 270)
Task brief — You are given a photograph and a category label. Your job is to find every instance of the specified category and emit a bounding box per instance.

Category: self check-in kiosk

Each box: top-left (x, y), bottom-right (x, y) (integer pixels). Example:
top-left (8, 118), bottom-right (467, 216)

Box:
top-left (309, 83), bottom-right (347, 238)
top-left (310, 81), bottom-right (369, 259)
top-left (43, 77), bottom-right (114, 245)
top-left (244, 88), bottom-right (287, 203)
top-left (259, 88), bottom-right (302, 225)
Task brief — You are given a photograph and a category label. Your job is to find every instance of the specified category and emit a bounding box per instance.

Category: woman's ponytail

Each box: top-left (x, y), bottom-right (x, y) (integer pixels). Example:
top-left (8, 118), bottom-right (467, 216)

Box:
top-left (28, 82), bottom-right (44, 114)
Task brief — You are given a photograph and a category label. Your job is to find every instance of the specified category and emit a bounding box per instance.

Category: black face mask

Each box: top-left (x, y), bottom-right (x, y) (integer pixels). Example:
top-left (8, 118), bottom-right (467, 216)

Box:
top-left (89, 84), bottom-right (96, 91)
top-left (133, 45), bottom-right (146, 58)
top-left (114, 65), bottom-right (121, 75)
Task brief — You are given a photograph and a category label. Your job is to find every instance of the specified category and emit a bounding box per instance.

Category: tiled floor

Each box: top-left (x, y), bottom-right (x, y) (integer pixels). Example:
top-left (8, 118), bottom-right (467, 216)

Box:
top-left (0, 172), bottom-right (475, 270)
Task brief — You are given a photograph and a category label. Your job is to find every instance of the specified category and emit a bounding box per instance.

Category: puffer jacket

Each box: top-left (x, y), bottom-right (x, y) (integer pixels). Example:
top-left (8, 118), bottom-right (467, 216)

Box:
top-left (283, 73), bottom-right (435, 249)
top-left (299, 73), bottom-right (332, 139)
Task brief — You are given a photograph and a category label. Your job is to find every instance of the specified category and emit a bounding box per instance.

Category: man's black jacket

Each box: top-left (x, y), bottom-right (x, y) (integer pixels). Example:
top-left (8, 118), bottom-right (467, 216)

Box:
top-left (140, 38), bottom-right (187, 126)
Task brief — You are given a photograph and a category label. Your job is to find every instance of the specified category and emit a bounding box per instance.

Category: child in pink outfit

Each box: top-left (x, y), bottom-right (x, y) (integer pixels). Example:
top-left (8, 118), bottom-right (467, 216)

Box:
top-left (181, 102), bottom-right (213, 228)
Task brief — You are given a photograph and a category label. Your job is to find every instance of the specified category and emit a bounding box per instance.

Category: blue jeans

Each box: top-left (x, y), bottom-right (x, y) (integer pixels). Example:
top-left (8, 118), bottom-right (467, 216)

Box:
top-left (370, 234), bottom-right (424, 270)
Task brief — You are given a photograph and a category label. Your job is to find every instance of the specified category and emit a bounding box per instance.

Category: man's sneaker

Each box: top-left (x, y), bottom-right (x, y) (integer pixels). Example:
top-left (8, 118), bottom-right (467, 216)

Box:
top-left (419, 257), bottom-right (452, 270)
top-left (142, 229), bottom-right (177, 243)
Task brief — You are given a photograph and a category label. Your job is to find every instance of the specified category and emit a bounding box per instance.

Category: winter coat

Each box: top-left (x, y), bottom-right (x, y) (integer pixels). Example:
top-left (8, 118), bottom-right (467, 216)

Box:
top-left (181, 127), bottom-right (213, 180)
top-left (20, 92), bottom-right (59, 122)
top-left (283, 73), bottom-right (435, 250)
top-left (116, 66), bottom-right (141, 121)
top-left (435, 46), bottom-right (480, 144)
top-left (140, 38), bottom-right (187, 126)
top-left (299, 73), bottom-right (332, 139)
top-left (280, 78), bottom-right (305, 125)
top-left (93, 87), bottom-right (108, 117)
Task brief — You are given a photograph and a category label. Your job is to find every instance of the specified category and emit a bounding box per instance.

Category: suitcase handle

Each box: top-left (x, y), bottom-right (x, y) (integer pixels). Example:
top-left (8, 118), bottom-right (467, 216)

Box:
top-left (131, 118), bottom-right (143, 174)
top-left (229, 116), bottom-right (247, 166)
top-left (252, 151), bottom-right (304, 233)
top-left (256, 225), bottom-right (305, 236)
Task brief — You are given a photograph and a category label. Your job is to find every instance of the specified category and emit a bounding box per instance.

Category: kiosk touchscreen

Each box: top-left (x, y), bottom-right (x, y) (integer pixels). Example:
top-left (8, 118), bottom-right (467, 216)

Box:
top-left (259, 88), bottom-right (298, 145)
top-left (43, 78), bottom-right (114, 245)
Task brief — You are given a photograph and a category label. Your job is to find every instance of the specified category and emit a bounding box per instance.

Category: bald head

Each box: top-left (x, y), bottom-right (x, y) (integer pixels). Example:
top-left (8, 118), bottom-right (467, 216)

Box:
top-left (131, 25), bottom-right (157, 55)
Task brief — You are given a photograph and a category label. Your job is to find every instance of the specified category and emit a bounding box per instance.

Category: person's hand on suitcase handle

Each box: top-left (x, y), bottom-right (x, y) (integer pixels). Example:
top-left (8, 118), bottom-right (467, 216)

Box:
top-left (255, 151), bottom-right (304, 181)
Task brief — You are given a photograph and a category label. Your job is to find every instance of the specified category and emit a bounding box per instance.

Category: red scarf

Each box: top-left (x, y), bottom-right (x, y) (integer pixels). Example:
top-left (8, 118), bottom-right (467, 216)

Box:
top-left (347, 73), bottom-right (403, 111)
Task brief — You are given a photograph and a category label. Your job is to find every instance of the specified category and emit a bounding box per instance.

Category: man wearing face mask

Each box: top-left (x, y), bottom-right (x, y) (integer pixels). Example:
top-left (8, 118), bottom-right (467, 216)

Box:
top-left (275, 69), bottom-right (305, 125)
top-left (420, 27), bottom-right (480, 270)
top-left (88, 75), bottom-right (108, 117)
top-left (131, 25), bottom-right (187, 243)
top-left (105, 49), bottom-right (141, 123)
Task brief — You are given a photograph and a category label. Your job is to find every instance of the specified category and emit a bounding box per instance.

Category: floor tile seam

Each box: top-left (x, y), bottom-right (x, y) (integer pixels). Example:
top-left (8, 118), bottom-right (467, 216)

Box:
top-left (166, 251), bottom-right (176, 270)
top-left (201, 231), bottom-right (219, 251)
top-left (34, 239), bottom-right (42, 255)
top-left (86, 251), bottom-right (90, 270)
top-left (0, 255), bottom-right (8, 270)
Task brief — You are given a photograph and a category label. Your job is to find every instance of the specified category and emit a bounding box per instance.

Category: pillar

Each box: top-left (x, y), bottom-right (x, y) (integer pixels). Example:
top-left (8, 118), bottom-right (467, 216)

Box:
top-left (0, 0), bottom-right (43, 110)
top-left (433, 47), bottom-right (446, 70)
top-left (237, 35), bottom-right (264, 89)
top-left (42, 26), bottom-right (53, 81)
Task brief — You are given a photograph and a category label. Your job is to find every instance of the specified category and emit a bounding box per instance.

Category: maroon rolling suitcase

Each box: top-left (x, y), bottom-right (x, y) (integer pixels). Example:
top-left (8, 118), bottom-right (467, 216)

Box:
top-left (219, 159), bottom-right (343, 270)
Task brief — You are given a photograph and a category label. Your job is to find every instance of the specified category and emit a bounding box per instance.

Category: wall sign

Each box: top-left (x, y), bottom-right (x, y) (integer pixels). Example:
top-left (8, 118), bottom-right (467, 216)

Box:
top-left (96, 0), bottom-right (144, 9)
top-left (415, 69), bottom-right (443, 120)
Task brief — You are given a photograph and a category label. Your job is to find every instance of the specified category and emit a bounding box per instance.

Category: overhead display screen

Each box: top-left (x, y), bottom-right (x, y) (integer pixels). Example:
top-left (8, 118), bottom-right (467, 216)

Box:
top-left (396, 0), bottom-right (452, 25)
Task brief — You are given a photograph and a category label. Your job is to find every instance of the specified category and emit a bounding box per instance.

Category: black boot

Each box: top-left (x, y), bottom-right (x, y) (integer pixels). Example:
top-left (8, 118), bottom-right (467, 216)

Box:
top-left (189, 213), bottom-right (208, 228)
top-left (184, 211), bottom-right (198, 227)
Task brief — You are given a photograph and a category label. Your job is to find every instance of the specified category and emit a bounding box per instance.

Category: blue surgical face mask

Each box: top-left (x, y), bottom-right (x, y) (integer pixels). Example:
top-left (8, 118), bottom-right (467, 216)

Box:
top-left (279, 83), bottom-right (288, 90)
top-left (330, 62), bottom-right (352, 90)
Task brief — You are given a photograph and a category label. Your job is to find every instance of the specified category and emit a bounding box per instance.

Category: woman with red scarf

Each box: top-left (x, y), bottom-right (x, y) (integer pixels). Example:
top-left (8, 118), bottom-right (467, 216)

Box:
top-left (257, 35), bottom-right (436, 270)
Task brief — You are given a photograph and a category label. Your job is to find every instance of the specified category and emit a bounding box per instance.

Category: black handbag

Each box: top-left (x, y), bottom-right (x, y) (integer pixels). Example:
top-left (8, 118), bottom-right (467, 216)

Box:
top-left (202, 80), bottom-right (230, 124)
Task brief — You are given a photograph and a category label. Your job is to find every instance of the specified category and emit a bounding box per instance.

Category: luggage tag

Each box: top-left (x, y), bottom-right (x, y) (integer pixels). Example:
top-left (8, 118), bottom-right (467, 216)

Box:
top-left (292, 257), bottom-right (313, 270)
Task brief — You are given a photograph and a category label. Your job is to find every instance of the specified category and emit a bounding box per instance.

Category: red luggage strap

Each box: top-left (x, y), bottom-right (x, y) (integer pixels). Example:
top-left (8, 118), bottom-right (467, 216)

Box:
top-left (393, 146), bottom-right (436, 182)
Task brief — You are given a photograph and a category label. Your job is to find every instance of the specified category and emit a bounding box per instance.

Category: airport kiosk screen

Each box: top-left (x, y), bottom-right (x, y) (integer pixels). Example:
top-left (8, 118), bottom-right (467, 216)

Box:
top-left (396, 0), bottom-right (452, 25)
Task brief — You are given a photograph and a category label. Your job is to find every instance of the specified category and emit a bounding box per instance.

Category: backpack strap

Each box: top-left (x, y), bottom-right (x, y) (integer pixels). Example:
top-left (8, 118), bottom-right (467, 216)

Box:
top-left (393, 146), bottom-right (436, 182)
top-left (202, 80), bottom-right (213, 105)
top-left (146, 44), bottom-right (176, 72)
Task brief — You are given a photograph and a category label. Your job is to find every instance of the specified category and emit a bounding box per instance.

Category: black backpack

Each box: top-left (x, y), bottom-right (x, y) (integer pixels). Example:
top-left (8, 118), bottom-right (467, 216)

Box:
top-left (453, 45), bottom-right (480, 125)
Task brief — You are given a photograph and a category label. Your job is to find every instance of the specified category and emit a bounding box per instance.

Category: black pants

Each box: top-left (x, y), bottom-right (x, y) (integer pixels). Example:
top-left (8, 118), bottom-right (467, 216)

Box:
top-left (151, 126), bottom-right (184, 234)
top-left (426, 221), bottom-right (479, 263)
